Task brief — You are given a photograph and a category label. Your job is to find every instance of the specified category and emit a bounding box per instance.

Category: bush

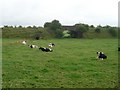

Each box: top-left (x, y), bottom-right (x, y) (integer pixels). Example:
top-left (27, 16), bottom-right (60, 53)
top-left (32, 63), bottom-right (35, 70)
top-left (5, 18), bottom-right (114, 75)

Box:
top-left (108, 27), bottom-right (117, 37)
top-left (63, 30), bottom-right (71, 38)
top-left (95, 28), bottom-right (101, 33)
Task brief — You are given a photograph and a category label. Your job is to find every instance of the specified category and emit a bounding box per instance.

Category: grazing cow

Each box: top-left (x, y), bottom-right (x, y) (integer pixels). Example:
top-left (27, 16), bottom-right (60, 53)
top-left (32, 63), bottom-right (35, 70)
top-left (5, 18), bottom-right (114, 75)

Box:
top-left (96, 51), bottom-right (107, 60)
top-left (28, 45), bottom-right (38, 48)
top-left (22, 40), bottom-right (27, 45)
top-left (118, 47), bottom-right (120, 51)
top-left (48, 43), bottom-right (55, 47)
top-left (39, 47), bottom-right (53, 52)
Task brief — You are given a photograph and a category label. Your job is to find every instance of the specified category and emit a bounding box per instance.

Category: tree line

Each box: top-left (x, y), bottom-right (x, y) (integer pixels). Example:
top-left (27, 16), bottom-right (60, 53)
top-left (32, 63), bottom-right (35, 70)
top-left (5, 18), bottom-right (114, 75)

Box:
top-left (2, 20), bottom-right (118, 39)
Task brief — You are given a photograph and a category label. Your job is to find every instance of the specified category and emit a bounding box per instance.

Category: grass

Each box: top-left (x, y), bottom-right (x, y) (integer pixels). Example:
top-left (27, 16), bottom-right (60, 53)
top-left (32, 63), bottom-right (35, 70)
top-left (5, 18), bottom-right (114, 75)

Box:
top-left (2, 38), bottom-right (118, 88)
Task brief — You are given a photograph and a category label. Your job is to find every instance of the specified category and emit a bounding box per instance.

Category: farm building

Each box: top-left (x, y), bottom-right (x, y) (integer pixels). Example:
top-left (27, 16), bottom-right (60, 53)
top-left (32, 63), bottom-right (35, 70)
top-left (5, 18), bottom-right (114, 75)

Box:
top-left (62, 25), bottom-right (76, 31)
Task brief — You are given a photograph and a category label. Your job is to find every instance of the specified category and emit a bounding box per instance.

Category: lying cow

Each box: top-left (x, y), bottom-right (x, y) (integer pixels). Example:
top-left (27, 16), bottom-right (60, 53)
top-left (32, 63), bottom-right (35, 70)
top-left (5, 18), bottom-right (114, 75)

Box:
top-left (28, 45), bottom-right (38, 48)
top-left (96, 51), bottom-right (107, 60)
top-left (39, 47), bottom-right (53, 52)
top-left (48, 43), bottom-right (55, 47)
top-left (22, 40), bottom-right (27, 45)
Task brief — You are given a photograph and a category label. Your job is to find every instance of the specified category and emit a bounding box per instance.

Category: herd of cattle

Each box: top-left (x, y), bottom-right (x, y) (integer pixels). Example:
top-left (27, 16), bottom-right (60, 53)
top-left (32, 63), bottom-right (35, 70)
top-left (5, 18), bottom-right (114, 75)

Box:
top-left (22, 40), bottom-right (55, 52)
top-left (22, 40), bottom-right (119, 60)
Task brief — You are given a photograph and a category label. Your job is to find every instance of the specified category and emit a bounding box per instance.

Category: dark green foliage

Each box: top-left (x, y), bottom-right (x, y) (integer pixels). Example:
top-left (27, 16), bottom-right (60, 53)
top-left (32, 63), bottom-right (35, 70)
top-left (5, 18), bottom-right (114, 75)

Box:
top-left (2, 26), bottom-right (51, 39)
top-left (44, 22), bottom-right (51, 28)
top-left (90, 25), bottom-right (94, 28)
top-left (75, 23), bottom-right (89, 32)
top-left (69, 30), bottom-right (78, 38)
top-left (27, 26), bottom-right (32, 29)
top-left (108, 27), bottom-right (117, 37)
top-left (44, 20), bottom-right (62, 30)
top-left (40, 29), bottom-right (52, 39)
top-left (1, 21), bottom-right (118, 39)
top-left (71, 23), bottom-right (89, 38)
top-left (51, 20), bottom-right (62, 30)
top-left (34, 32), bottom-right (41, 40)
top-left (95, 28), bottom-right (101, 33)
top-left (55, 29), bottom-right (63, 38)
top-left (44, 20), bottom-right (63, 38)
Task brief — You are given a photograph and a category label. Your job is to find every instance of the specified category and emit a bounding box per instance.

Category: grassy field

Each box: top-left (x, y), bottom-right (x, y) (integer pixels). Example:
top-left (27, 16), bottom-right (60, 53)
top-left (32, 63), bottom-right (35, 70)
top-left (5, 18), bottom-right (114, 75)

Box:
top-left (2, 38), bottom-right (118, 88)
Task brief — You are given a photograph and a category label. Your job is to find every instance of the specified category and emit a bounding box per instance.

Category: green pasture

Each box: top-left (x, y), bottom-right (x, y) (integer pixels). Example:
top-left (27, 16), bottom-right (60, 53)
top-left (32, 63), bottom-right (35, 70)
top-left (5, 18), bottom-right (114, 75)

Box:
top-left (2, 38), bottom-right (118, 88)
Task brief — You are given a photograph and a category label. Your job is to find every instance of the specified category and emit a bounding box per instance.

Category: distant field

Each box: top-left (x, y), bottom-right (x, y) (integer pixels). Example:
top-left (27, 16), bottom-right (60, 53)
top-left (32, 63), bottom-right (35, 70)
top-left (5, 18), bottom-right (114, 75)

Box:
top-left (2, 38), bottom-right (118, 88)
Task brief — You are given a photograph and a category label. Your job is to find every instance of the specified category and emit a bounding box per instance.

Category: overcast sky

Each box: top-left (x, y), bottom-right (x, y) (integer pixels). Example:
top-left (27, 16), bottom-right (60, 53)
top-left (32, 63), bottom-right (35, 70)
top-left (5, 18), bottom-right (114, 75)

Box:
top-left (0, 0), bottom-right (119, 27)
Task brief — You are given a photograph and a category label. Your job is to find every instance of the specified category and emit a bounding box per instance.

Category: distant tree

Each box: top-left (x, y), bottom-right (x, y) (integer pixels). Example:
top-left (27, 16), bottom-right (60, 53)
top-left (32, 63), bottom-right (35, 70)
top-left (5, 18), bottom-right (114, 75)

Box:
top-left (50, 20), bottom-right (62, 30)
top-left (14, 26), bottom-right (17, 28)
top-left (70, 30), bottom-right (78, 38)
top-left (97, 25), bottom-right (102, 28)
top-left (34, 30), bottom-right (42, 40)
top-left (44, 20), bottom-right (63, 38)
top-left (34, 33), bottom-right (41, 40)
top-left (44, 22), bottom-right (51, 28)
top-left (3, 25), bottom-right (14, 30)
top-left (27, 26), bottom-right (32, 28)
top-left (4, 25), bottom-right (9, 28)
top-left (9, 26), bottom-right (13, 28)
top-left (18, 25), bottom-right (22, 28)
top-left (108, 27), bottom-right (117, 37)
top-left (55, 29), bottom-right (63, 38)
top-left (33, 25), bottom-right (38, 29)
top-left (44, 20), bottom-right (62, 30)
top-left (95, 27), bottom-right (101, 33)
top-left (74, 23), bottom-right (89, 38)
top-left (90, 25), bottom-right (94, 28)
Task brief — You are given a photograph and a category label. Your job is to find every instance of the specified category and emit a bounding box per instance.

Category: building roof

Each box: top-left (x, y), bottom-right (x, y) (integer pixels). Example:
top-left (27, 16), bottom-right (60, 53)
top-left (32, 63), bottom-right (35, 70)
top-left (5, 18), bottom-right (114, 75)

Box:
top-left (62, 25), bottom-right (76, 31)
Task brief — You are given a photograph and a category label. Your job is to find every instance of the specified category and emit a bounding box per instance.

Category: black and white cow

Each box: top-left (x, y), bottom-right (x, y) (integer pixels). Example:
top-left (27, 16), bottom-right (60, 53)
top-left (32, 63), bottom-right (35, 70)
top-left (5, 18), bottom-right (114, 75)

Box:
top-left (96, 51), bottom-right (107, 60)
top-left (28, 45), bottom-right (38, 48)
top-left (39, 47), bottom-right (53, 52)
top-left (22, 40), bottom-right (27, 45)
top-left (48, 43), bottom-right (55, 47)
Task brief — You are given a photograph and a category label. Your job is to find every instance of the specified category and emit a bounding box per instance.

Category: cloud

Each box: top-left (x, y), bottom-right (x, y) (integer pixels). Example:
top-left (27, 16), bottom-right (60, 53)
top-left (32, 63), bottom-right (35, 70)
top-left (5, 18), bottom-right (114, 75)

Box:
top-left (0, 0), bottom-right (118, 27)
